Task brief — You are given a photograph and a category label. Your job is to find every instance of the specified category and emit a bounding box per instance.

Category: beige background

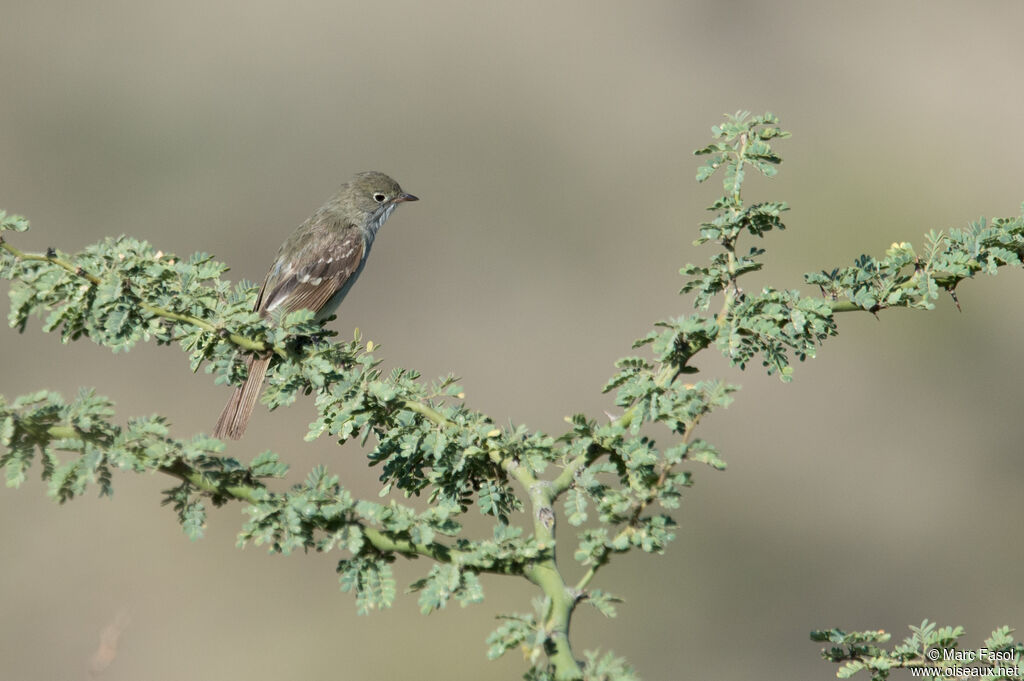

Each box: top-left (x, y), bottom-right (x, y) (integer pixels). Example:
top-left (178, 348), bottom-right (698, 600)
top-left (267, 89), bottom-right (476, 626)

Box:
top-left (2, 2), bottom-right (1023, 679)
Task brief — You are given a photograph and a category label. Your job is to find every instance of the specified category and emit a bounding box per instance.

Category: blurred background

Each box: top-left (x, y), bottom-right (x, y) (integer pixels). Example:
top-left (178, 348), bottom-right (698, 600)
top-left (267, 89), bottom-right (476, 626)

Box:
top-left (2, 1), bottom-right (1023, 679)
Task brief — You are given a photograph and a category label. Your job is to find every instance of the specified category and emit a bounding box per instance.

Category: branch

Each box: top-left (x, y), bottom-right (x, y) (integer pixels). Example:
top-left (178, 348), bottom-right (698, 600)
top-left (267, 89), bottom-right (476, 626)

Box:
top-left (0, 239), bottom-right (267, 353)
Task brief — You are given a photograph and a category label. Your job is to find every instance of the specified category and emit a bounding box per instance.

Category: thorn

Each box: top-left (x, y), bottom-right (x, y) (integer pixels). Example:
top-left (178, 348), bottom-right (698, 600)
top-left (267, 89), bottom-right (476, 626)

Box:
top-left (949, 289), bottom-right (962, 312)
top-left (46, 247), bottom-right (56, 258)
top-left (75, 266), bottom-right (85, 276)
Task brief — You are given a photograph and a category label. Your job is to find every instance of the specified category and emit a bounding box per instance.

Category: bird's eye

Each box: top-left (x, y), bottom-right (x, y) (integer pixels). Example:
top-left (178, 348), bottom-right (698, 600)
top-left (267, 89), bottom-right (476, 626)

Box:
top-left (373, 193), bottom-right (387, 203)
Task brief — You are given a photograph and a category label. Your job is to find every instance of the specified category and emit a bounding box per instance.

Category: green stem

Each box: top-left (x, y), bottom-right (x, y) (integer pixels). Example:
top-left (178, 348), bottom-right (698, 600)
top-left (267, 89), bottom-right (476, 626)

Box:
top-left (550, 451), bottom-right (590, 496)
top-left (160, 459), bottom-right (264, 504)
top-left (830, 300), bottom-right (867, 313)
top-left (573, 561), bottom-right (603, 593)
top-left (492, 451), bottom-right (582, 679)
top-left (524, 561), bottom-right (581, 679)
top-left (400, 399), bottom-right (450, 428)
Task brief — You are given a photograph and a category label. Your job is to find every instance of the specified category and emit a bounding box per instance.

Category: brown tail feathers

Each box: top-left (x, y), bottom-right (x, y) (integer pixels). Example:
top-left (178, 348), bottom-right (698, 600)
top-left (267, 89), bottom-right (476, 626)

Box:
top-left (213, 355), bottom-right (271, 440)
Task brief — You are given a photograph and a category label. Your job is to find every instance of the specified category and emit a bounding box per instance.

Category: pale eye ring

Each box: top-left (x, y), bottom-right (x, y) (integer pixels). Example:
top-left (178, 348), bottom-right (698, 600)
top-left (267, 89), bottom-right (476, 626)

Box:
top-left (373, 193), bottom-right (387, 203)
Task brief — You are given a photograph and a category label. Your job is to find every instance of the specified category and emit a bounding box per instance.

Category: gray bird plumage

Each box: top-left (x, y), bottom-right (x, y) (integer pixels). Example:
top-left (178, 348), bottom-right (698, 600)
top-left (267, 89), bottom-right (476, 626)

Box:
top-left (214, 171), bottom-right (417, 440)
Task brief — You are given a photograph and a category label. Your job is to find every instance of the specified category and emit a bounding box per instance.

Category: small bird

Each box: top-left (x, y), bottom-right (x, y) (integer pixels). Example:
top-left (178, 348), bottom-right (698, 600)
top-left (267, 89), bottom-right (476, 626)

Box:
top-left (214, 171), bottom-right (418, 440)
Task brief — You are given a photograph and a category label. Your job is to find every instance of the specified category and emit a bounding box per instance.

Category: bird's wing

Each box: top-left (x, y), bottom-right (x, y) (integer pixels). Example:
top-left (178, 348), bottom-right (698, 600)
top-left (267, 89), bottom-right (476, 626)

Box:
top-left (256, 227), bottom-right (366, 317)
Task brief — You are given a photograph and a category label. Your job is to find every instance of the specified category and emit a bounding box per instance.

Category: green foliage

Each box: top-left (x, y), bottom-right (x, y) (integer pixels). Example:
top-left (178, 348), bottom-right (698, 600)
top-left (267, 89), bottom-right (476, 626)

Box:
top-left (687, 112), bottom-right (839, 379)
top-left (487, 606), bottom-right (543, 660)
top-left (813, 621), bottom-right (1023, 680)
top-left (2, 111), bottom-right (1022, 680)
top-left (807, 219), bottom-right (1024, 313)
top-left (0, 210), bottom-right (30, 233)
top-left (409, 562), bottom-right (485, 614)
top-left (582, 589), bottom-right (621, 619)
top-left (581, 651), bottom-right (639, 681)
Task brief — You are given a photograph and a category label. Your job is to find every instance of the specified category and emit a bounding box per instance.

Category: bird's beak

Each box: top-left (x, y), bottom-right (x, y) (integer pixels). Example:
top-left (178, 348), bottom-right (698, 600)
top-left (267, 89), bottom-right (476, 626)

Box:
top-left (395, 193), bottom-right (419, 203)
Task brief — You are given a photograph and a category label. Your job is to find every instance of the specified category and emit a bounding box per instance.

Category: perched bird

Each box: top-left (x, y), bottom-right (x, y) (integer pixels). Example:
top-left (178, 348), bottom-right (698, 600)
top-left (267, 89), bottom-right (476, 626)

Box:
top-left (214, 171), bottom-right (418, 439)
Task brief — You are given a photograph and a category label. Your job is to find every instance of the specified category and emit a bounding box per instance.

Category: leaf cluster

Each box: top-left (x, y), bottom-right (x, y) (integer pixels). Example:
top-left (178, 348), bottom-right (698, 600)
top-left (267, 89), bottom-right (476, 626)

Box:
top-left (813, 621), bottom-right (1023, 680)
top-left (808, 219), bottom-right (1024, 313)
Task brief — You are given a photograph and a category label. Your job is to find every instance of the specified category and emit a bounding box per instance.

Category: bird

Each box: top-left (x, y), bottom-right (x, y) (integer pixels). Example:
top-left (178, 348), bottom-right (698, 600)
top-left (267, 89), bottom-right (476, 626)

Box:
top-left (213, 171), bottom-right (418, 440)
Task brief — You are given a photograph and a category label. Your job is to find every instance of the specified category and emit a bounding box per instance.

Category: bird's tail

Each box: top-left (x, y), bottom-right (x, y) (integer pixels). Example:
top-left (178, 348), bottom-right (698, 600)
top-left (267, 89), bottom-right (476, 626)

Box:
top-left (213, 355), bottom-right (271, 440)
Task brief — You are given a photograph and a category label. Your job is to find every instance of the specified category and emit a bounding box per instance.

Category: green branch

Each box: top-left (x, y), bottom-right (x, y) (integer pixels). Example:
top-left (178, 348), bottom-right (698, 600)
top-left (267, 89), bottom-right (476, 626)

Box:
top-left (0, 238), bottom-right (268, 353)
